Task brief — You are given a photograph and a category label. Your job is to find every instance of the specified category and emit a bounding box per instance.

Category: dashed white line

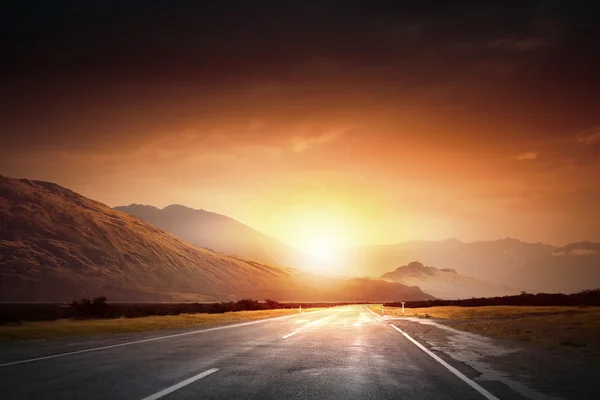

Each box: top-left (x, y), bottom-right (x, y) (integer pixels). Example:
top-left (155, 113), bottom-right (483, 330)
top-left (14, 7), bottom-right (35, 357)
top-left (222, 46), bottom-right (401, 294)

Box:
top-left (281, 314), bottom-right (336, 339)
top-left (0, 310), bottom-right (328, 368)
top-left (304, 315), bottom-right (334, 327)
top-left (140, 368), bottom-right (219, 400)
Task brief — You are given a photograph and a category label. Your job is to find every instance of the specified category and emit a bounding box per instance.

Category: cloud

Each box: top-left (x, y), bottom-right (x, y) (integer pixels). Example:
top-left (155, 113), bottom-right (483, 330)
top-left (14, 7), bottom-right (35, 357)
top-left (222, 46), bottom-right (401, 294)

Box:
top-left (576, 127), bottom-right (600, 145)
top-left (512, 152), bottom-right (539, 161)
top-left (290, 130), bottom-right (343, 153)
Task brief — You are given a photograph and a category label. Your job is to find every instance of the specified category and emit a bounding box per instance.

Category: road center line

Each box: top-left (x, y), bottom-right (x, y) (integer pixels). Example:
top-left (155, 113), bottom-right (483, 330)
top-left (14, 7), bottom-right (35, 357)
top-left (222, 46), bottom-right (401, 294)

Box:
top-left (140, 368), bottom-right (219, 400)
top-left (281, 314), bottom-right (335, 339)
top-left (304, 315), bottom-right (334, 326)
top-left (0, 310), bottom-right (327, 368)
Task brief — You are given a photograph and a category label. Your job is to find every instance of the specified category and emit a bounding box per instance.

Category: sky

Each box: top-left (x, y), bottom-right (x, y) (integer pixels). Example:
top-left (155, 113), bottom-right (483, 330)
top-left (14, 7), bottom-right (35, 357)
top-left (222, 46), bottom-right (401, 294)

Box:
top-left (1, 1), bottom-right (600, 255)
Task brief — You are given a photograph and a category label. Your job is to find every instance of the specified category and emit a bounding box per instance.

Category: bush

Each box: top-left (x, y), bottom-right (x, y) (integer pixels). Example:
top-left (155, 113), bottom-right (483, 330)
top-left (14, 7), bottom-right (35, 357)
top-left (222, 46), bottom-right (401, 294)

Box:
top-left (0, 300), bottom-right (358, 323)
top-left (70, 296), bottom-right (112, 319)
top-left (385, 289), bottom-right (600, 308)
top-left (0, 310), bottom-right (21, 325)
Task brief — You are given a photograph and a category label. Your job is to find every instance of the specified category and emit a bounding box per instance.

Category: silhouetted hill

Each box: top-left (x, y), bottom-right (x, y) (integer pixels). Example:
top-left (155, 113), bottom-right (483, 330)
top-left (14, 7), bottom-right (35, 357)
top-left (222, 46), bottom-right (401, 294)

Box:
top-left (380, 261), bottom-right (518, 299)
top-left (114, 203), bottom-right (335, 276)
top-left (0, 175), bottom-right (433, 302)
top-left (343, 238), bottom-right (600, 294)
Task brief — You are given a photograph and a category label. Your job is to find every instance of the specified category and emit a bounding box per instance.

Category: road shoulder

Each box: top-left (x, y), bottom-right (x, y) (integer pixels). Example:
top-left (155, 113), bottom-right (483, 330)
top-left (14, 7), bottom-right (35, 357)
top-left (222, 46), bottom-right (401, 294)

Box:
top-left (388, 316), bottom-right (600, 399)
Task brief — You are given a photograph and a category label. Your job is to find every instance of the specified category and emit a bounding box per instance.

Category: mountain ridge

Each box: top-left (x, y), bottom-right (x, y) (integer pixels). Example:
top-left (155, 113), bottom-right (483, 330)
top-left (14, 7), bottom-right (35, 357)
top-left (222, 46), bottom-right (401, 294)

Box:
top-left (114, 203), bottom-right (335, 276)
top-left (342, 239), bottom-right (600, 293)
top-left (380, 261), bottom-right (519, 299)
top-left (115, 201), bottom-right (600, 294)
top-left (0, 175), bottom-right (433, 302)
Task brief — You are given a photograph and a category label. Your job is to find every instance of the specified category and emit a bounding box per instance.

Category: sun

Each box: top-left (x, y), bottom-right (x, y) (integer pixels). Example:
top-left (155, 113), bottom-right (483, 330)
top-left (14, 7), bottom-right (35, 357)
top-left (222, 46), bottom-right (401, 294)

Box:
top-left (260, 200), bottom-right (363, 270)
top-left (286, 212), bottom-right (349, 264)
top-left (298, 232), bottom-right (343, 263)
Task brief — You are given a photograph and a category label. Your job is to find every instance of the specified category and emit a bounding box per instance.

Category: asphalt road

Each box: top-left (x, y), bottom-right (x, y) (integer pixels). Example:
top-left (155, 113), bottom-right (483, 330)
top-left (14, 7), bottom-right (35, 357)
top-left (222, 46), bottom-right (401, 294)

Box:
top-left (0, 305), bottom-right (513, 399)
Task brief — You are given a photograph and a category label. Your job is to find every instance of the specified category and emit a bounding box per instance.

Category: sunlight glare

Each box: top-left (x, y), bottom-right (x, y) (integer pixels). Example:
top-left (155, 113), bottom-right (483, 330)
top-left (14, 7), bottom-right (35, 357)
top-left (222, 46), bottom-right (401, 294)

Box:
top-left (290, 212), bottom-right (348, 264)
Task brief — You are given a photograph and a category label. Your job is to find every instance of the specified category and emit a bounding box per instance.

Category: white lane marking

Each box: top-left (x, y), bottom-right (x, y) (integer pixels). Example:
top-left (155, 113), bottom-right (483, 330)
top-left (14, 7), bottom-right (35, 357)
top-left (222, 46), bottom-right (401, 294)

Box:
top-left (0, 310), bottom-right (327, 368)
top-left (389, 325), bottom-right (499, 400)
top-left (304, 315), bottom-right (334, 327)
top-left (365, 306), bottom-right (499, 399)
top-left (281, 314), bottom-right (336, 340)
top-left (358, 312), bottom-right (372, 324)
top-left (365, 305), bottom-right (385, 319)
top-left (140, 368), bottom-right (219, 400)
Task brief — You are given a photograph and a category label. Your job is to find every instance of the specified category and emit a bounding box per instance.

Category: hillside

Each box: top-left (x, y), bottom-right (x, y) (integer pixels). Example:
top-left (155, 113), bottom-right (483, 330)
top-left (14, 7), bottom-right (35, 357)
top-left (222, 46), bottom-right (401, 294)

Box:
top-left (343, 239), bottom-right (600, 293)
top-left (380, 261), bottom-right (518, 299)
top-left (114, 204), bottom-right (335, 276)
top-left (0, 175), bottom-right (433, 302)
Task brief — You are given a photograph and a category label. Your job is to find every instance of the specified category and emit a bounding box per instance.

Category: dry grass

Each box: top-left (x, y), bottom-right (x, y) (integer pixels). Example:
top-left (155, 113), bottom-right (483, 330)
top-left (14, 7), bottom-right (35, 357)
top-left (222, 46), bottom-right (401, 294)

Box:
top-left (0, 308), bottom-right (323, 341)
top-left (369, 305), bottom-right (600, 351)
top-left (373, 305), bottom-right (595, 319)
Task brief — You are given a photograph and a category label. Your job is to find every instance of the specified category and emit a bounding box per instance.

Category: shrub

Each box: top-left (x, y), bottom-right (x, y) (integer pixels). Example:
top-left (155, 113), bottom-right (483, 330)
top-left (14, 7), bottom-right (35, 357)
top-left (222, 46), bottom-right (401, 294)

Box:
top-left (385, 289), bottom-right (600, 308)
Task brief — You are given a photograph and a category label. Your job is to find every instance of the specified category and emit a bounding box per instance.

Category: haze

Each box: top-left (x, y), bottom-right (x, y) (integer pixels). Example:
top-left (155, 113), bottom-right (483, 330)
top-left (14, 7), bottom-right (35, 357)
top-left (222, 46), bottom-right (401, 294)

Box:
top-left (2, 1), bottom-right (599, 261)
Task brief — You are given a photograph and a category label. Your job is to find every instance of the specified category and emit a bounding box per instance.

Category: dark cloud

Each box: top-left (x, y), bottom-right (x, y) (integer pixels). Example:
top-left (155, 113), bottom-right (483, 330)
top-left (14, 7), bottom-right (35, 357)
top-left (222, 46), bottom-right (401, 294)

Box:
top-left (2, 1), bottom-right (598, 145)
top-left (2, 1), bottom-right (597, 86)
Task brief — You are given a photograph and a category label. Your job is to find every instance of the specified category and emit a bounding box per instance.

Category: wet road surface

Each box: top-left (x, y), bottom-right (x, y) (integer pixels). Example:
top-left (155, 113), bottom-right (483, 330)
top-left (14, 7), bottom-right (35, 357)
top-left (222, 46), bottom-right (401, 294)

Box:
top-left (0, 305), bottom-right (521, 399)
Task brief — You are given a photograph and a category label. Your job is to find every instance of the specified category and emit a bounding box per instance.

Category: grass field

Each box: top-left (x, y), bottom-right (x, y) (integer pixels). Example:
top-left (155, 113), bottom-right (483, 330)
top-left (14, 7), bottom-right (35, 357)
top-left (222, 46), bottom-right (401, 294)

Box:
top-left (368, 305), bottom-right (600, 351)
top-left (0, 308), bottom-right (324, 341)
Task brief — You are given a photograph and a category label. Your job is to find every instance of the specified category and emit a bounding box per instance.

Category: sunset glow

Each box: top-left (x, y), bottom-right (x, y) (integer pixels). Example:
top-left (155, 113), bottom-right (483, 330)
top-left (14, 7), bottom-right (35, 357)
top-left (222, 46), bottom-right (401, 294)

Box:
top-left (1, 1), bottom-right (599, 248)
top-left (286, 212), bottom-right (346, 264)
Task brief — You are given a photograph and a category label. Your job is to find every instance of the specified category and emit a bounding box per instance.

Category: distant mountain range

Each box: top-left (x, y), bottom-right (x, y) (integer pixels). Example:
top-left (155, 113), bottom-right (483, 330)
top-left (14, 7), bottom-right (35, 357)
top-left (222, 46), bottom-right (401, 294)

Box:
top-left (115, 204), bottom-right (600, 295)
top-left (0, 175), bottom-right (432, 302)
top-left (380, 261), bottom-right (518, 299)
top-left (114, 204), bottom-right (334, 276)
top-left (341, 238), bottom-right (600, 294)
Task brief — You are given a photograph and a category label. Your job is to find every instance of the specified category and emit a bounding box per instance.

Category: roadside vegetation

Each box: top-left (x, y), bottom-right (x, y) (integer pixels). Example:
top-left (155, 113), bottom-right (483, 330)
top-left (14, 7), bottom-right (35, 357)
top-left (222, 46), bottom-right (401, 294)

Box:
top-left (0, 307), bottom-right (327, 340)
top-left (368, 304), bottom-right (600, 353)
top-left (386, 289), bottom-right (600, 308)
top-left (0, 297), bottom-right (342, 340)
top-left (0, 298), bottom-right (350, 324)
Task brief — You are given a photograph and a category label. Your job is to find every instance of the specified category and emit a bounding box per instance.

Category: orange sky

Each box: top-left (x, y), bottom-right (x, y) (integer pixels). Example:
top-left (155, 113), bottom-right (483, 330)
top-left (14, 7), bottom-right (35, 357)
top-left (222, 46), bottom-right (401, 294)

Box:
top-left (3, 106), bottom-right (598, 250)
top-left (1, 1), bottom-right (599, 251)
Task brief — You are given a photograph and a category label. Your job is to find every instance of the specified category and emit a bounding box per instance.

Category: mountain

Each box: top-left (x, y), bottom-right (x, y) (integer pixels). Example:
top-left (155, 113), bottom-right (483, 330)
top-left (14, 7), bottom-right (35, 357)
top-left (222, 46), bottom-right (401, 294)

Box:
top-left (514, 242), bottom-right (600, 293)
top-left (342, 239), bottom-right (600, 294)
top-left (342, 238), bottom-right (553, 279)
top-left (0, 175), bottom-right (433, 302)
top-left (380, 261), bottom-right (518, 299)
top-left (114, 204), bottom-right (335, 276)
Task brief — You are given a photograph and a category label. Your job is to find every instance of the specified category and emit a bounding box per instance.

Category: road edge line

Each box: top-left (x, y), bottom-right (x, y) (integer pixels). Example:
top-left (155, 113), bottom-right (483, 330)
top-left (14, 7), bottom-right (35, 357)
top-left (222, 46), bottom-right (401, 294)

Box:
top-left (389, 324), bottom-right (499, 400)
top-left (364, 305), bottom-right (498, 400)
top-left (0, 309), bottom-right (327, 368)
top-left (364, 305), bottom-right (384, 319)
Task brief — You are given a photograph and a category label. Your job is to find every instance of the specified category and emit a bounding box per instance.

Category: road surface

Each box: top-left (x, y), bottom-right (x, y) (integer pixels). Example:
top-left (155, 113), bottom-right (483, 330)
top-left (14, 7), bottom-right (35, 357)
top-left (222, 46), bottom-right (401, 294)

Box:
top-left (0, 305), bottom-right (514, 399)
